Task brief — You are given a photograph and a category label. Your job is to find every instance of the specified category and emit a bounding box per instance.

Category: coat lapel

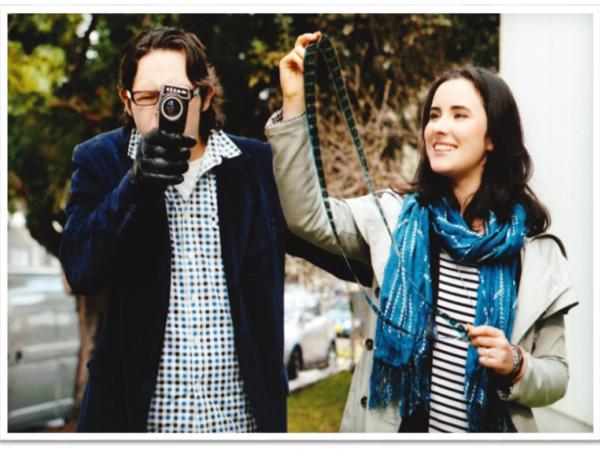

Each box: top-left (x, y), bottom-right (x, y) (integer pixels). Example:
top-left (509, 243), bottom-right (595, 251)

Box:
top-left (214, 152), bottom-right (254, 289)
top-left (155, 199), bottom-right (172, 319)
top-left (510, 236), bottom-right (575, 344)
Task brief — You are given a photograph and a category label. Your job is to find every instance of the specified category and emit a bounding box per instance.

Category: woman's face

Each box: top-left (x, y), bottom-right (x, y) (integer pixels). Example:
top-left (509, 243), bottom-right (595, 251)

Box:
top-left (424, 78), bottom-right (493, 187)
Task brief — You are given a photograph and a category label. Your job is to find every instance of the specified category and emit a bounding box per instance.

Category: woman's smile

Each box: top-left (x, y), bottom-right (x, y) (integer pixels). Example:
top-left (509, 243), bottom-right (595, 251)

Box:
top-left (432, 140), bottom-right (458, 152)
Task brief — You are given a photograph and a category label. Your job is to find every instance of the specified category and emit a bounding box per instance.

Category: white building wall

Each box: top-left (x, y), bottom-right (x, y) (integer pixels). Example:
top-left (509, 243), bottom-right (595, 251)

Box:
top-left (500, 14), bottom-right (593, 430)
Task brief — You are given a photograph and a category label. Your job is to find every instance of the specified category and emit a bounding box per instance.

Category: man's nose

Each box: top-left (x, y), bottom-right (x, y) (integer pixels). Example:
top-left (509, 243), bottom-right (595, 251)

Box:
top-left (151, 104), bottom-right (160, 128)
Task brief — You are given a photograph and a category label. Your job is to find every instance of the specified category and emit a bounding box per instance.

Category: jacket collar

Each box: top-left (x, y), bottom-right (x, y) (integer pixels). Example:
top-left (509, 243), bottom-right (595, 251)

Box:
top-left (510, 234), bottom-right (578, 343)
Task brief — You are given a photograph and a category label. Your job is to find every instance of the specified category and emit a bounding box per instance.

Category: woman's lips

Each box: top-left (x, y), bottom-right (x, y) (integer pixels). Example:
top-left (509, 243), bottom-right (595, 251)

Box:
top-left (432, 142), bottom-right (458, 152)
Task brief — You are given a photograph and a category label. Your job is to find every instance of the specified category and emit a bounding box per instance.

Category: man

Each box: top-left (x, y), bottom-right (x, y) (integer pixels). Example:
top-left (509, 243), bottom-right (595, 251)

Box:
top-left (60, 26), bottom-right (370, 433)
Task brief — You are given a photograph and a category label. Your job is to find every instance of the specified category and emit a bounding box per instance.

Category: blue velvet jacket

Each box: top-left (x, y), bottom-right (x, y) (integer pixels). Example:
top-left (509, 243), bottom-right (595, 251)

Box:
top-left (59, 127), bottom-right (371, 433)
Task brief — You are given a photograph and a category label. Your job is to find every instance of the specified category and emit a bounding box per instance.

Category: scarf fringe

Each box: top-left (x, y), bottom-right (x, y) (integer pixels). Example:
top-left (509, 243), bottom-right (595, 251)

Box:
top-left (369, 356), bottom-right (430, 419)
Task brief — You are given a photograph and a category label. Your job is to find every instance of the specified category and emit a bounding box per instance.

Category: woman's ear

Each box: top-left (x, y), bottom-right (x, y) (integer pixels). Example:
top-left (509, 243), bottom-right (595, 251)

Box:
top-left (200, 86), bottom-right (216, 112)
top-left (119, 89), bottom-right (133, 117)
top-left (485, 136), bottom-right (494, 152)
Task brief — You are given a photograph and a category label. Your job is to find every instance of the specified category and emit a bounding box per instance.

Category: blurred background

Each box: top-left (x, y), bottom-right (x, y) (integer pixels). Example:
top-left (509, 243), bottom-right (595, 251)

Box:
top-left (5, 13), bottom-right (593, 433)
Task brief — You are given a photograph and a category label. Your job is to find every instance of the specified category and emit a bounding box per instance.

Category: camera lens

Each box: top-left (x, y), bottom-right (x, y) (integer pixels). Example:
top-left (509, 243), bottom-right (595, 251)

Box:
top-left (161, 97), bottom-right (182, 119)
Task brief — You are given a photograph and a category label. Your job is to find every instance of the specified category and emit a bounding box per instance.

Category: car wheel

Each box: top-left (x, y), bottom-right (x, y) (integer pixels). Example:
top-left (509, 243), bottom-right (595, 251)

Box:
top-left (287, 347), bottom-right (303, 380)
top-left (325, 341), bottom-right (337, 370)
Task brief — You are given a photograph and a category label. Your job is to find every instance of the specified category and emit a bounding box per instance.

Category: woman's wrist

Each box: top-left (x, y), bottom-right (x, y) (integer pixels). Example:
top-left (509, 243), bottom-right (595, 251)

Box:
top-left (495, 346), bottom-right (528, 400)
top-left (501, 344), bottom-right (525, 385)
top-left (283, 95), bottom-right (306, 120)
top-left (507, 345), bottom-right (523, 379)
top-left (511, 346), bottom-right (527, 384)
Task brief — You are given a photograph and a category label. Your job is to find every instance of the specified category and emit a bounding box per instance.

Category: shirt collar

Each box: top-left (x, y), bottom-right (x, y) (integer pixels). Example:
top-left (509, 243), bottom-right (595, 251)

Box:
top-left (126, 128), bottom-right (241, 164)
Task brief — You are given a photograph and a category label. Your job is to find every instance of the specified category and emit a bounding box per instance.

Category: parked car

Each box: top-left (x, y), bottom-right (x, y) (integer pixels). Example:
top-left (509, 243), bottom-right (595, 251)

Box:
top-left (283, 284), bottom-right (337, 380)
top-left (7, 268), bottom-right (79, 431)
top-left (327, 297), bottom-right (363, 338)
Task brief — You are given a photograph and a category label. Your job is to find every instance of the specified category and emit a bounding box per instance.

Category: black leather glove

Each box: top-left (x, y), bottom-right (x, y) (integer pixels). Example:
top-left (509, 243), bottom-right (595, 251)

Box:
top-left (130, 128), bottom-right (196, 201)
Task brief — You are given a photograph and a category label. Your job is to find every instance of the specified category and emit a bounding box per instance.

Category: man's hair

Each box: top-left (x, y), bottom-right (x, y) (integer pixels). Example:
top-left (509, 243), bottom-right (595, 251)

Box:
top-left (119, 27), bottom-right (224, 142)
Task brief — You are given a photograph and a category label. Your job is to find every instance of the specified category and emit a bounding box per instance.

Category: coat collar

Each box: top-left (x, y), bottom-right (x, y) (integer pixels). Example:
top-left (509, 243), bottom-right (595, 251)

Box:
top-left (510, 233), bottom-right (578, 343)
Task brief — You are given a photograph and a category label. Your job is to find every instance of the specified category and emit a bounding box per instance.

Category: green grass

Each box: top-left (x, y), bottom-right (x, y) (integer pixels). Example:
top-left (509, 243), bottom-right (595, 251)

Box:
top-left (287, 370), bottom-right (353, 432)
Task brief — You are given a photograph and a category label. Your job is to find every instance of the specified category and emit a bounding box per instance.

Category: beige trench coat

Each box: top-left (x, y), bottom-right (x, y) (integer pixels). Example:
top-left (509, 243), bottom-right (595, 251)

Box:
top-left (265, 116), bottom-right (579, 432)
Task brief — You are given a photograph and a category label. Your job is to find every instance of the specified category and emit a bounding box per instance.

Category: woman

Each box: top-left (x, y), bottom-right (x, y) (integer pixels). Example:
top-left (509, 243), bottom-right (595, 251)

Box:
top-left (265, 32), bottom-right (578, 432)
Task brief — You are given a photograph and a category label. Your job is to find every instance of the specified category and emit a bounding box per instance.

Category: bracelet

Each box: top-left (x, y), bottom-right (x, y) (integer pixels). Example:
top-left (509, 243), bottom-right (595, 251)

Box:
top-left (496, 345), bottom-right (523, 400)
top-left (508, 344), bottom-right (523, 381)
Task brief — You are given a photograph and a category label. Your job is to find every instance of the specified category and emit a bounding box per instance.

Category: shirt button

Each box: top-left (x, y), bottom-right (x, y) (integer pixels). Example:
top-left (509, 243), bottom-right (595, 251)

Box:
top-left (365, 338), bottom-right (374, 350)
top-left (374, 287), bottom-right (381, 297)
top-left (360, 396), bottom-right (368, 408)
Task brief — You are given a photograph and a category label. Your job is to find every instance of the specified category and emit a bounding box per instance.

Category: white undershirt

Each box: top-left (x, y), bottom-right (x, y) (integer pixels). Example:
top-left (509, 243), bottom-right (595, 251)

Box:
top-left (174, 157), bottom-right (204, 201)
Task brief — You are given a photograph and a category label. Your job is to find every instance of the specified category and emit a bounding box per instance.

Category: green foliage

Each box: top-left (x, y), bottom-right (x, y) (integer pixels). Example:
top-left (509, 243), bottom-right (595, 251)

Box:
top-left (7, 13), bottom-right (499, 256)
top-left (8, 41), bottom-right (66, 114)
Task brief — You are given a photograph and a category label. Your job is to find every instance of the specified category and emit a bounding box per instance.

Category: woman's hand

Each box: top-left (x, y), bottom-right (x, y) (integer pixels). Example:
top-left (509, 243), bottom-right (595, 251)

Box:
top-left (466, 324), bottom-right (524, 379)
top-left (279, 31), bottom-right (321, 120)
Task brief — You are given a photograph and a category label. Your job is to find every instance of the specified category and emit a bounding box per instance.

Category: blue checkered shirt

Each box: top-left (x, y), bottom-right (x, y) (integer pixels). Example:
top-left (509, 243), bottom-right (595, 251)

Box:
top-left (127, 129), bottom-right (258, 433)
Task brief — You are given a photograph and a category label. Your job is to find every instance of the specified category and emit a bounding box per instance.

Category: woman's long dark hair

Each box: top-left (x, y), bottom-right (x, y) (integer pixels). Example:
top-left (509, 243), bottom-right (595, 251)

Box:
top-left (410, 66), bottom-right (550, 236)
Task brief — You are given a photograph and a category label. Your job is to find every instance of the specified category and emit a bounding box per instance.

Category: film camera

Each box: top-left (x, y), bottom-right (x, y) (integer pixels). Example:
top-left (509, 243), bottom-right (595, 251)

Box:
top-left (158, 84), bottom-right (202, 134)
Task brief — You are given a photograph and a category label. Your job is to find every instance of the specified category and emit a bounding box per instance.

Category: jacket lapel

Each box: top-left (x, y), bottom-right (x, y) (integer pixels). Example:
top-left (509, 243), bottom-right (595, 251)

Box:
top-left (155, 199), bottom-right (172, 319)
top-left (510, 235), bottom-right (575, 344)
top-left (215, 152), bottom-right (254, 289)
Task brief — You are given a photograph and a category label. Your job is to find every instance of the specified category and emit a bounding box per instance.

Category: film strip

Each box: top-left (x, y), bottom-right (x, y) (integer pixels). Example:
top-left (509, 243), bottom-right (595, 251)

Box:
top-left (303, 34), bottom-right (470, 342)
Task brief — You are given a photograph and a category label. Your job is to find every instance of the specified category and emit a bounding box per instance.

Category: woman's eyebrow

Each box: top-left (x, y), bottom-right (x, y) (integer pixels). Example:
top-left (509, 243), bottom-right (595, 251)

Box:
top-left (430, 105), bottom-right (471, 111)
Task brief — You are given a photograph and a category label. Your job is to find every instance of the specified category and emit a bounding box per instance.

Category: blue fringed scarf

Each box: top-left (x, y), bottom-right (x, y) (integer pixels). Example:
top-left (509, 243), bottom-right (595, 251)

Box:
top-left (369, 193), bottom-right (527, 432)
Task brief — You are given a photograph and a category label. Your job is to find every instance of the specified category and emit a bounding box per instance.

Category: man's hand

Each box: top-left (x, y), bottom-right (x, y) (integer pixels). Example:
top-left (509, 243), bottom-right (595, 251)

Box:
top-left (279, 31), bottom-right (321, 120)
top-left (131, 128), bottom-right (196, 201)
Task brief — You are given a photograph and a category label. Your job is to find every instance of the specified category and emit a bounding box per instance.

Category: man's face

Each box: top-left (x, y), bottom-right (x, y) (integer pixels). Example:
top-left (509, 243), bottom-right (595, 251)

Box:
top-left (120, 49), bottom-right (206, 139)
